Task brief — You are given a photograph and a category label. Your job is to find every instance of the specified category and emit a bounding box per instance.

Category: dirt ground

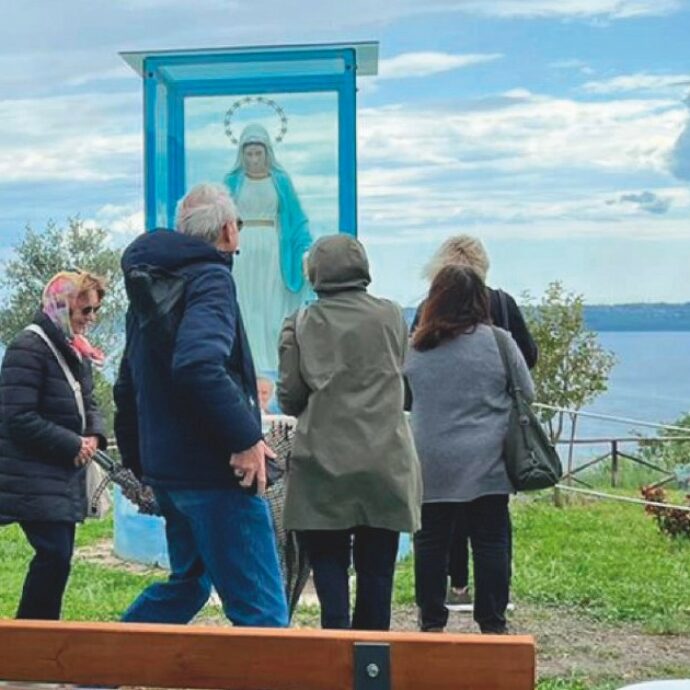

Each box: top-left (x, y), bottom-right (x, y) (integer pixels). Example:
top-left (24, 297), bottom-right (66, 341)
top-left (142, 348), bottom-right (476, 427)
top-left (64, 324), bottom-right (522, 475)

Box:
top-left (76, 541), bottom-right (690, 686)
top-left (392, 603), bottom-right (690, 684)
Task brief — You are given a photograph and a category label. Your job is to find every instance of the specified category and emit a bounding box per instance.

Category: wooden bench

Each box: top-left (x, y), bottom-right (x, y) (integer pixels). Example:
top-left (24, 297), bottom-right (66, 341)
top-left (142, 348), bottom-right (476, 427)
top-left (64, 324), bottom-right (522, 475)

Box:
top-left (0, 620), bottom-right (535, 690)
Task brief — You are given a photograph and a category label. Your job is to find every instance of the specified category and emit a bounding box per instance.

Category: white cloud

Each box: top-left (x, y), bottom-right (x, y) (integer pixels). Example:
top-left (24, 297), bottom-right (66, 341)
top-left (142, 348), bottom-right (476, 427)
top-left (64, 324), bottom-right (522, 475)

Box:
top-left (362, 215), bottom-right (690, 244)
top-left (355, 91), bottom-right (688, 240)
top-left (610, 190), bottom-right (673, 214)
top-left (456, 0), bottom-right (683, 18)
top-left (549, 59), bottom-right (595, 76)
top-left (0, 93), bottom-right (141, 183)
top-left (670, 100), bottom-right (690, 181)
top-left (358, 182), bottom-right (689, 237)
top-left (64, 65), bottom-right (132, 87)
top-left (0, 0), bottom-right (681, 78)
top-left (583, 73), bottom-right (690, 94)
top-left (118, 0), bottom-right (239, 7)
top-left (84, 203), bottom-right (145, 238)
top-left (358, 93), bottom-right (685, 176)
top-left (378, 52), bottom-right (502, 79)
top-left (0, 2), bottom-right (682, 100)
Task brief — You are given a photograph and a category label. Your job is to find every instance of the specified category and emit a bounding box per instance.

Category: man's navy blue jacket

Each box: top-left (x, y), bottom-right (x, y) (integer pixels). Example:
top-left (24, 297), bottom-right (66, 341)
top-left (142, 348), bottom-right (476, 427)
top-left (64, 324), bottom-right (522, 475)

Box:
top-left (113, 229), bottom-right (262, 489)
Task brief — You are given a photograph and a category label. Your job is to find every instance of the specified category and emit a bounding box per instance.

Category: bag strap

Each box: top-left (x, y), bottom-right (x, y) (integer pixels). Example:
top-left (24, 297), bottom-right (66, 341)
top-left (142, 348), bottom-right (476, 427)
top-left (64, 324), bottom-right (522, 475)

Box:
top-left (491, 325), bottom-right (522, 397)
top-left (25, 324), bottom-right (86, 433)
top-left (496, 289), bottom-right (510, 330)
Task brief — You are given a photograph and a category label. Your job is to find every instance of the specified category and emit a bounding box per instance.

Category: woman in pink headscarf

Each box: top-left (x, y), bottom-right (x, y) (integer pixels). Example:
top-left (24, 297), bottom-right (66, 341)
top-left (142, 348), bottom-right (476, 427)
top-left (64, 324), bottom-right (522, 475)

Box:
top-left (0, 270), bottom-right (108, 619)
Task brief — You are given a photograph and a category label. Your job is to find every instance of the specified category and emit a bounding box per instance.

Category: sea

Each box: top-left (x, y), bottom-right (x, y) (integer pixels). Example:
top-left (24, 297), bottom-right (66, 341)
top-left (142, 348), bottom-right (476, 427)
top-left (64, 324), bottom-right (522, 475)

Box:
top-left (560, 331), bottom-right (690, 465)
top-left (579, 332), bottom-right (690, 429)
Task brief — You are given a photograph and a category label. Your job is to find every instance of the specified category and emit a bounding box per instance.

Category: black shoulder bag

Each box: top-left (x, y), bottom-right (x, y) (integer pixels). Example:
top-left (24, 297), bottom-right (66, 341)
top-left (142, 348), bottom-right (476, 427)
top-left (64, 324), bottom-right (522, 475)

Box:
top-left (492, 326), bottom-right (562, 491)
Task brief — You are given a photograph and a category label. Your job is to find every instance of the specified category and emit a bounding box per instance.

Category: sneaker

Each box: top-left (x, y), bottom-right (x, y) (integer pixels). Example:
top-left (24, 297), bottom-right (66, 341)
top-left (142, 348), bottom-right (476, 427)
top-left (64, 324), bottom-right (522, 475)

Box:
top-left (446, 586), bottom-right (472, 608)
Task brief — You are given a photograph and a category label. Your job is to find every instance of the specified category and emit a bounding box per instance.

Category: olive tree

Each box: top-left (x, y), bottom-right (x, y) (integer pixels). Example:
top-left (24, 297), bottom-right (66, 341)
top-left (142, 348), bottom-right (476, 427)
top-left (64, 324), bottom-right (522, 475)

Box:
top-left (524, 281), bottom-right (615, 442)
top-left (0, 219), bottom-right (126, 432)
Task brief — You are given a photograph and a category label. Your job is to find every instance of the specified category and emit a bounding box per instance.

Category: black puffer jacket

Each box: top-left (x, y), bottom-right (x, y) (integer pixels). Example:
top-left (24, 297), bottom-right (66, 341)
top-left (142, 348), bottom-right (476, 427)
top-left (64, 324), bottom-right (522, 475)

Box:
top-left (0, 311), bottom-right (107, 523)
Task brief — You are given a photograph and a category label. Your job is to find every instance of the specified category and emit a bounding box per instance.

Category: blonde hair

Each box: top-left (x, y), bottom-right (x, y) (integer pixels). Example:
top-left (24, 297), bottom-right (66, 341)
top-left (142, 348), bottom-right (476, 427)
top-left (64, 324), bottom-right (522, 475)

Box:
top-left (75, 270), bottom-right (107, 299)
top-left (423, 234), bottom-right (489, 282)
top-left (42, 269), bottom-right (106, 305)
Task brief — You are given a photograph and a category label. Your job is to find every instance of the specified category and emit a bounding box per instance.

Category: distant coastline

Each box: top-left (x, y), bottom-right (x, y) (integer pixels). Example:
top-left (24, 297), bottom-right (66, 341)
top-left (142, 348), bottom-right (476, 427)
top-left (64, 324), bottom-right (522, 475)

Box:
top-left (403, 303), bottom-right (690, 332)
top-left (582, 303), bottom-right (690, 332)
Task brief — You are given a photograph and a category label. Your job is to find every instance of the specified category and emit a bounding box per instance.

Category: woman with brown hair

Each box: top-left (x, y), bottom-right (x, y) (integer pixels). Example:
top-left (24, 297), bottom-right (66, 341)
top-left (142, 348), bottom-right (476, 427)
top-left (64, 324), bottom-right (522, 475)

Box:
top-left (404, 265), bottom-right (533, 634)
top-left (412, 234), bottom-right (537, 608)
top-left (0, 270), bottom-right (108, 619)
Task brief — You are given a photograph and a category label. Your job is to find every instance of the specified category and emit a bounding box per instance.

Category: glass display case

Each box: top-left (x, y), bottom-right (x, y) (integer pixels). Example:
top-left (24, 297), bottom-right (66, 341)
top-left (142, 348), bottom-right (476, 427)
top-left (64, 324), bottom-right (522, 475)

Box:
top-left (115, 43), bottom-right (378, 566)
top-left (121, 42), bottom-right (378, 234)
top-left (122, 42), bottom-right (378, 377)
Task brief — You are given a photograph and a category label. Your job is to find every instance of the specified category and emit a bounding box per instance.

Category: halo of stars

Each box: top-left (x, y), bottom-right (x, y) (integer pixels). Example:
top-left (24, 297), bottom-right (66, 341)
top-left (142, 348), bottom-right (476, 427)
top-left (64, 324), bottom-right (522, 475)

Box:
top-left (224, 96), bottom-right (289, 145)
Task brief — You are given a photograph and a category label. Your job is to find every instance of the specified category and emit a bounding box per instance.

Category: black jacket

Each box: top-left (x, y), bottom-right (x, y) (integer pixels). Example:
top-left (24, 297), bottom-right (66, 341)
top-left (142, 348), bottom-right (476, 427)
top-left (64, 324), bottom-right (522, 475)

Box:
top-left (114, 229), bottom-right (262, 489)
top-left (412, 287), bottom-right (538, 369)
top-left (0, 311), bottom-right (107, 523)
top-left (487, 288), bottom-right (538, 369)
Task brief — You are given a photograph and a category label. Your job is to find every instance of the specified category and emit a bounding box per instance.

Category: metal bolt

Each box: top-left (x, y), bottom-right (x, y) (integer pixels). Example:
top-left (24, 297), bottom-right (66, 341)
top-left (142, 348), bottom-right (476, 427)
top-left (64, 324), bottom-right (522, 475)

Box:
top-left (366, 663), bottom-right (380, 678)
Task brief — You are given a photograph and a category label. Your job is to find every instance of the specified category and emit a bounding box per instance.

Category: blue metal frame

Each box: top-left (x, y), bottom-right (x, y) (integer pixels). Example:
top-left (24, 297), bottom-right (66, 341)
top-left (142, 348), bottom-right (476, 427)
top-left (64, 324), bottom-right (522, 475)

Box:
top-left (339, 48), bottom-right (357, 236)
top-left (143, 66), bottom-right (158, 230)
top-left (167, 87), bottom-right (185, 229)
top-left (142, 47), bottom-right (358, 234)
top-left (146, 47), bottom-right (349, 74)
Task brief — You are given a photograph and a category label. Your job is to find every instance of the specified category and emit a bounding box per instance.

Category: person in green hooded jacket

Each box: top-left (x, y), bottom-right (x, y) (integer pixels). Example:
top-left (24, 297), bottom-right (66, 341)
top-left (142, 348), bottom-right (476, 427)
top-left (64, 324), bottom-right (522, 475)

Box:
top-left (277, 234), bottom-right (422, 631)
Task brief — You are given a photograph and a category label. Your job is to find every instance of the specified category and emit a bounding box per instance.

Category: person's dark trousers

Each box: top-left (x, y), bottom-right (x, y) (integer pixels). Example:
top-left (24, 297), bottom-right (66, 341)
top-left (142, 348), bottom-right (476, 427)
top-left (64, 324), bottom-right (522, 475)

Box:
top-left (16, 521), bottom-right (76, 620)
top-left (299, 527), bottom-right (400, 630)
top-left (448, 523), bottom-right (470, 590)
top-left (449, 518), bottom-right (512, 590)
top-left (414, 495), bottom-right (511, 633)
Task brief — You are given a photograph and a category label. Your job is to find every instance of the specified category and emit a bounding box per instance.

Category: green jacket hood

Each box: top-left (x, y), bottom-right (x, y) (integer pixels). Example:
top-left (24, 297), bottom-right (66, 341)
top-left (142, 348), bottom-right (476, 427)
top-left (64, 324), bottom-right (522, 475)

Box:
top-left (307, 235), bottom-right (371, 293)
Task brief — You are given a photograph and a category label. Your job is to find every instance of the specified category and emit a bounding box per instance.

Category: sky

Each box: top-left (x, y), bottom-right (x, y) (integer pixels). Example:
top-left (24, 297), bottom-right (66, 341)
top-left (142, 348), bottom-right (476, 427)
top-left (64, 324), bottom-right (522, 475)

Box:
top-left (0, 0), bottom-right (688, 306)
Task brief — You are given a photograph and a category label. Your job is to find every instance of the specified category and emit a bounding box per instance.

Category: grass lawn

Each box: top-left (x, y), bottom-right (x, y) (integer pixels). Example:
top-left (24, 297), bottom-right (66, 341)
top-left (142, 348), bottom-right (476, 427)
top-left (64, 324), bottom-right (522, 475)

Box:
top-left (394, 492), bottom-right (690, 634)
top-left (0, 516), bottom-right (164, 620)
top-left (1, 491), bottom-right (689, 689)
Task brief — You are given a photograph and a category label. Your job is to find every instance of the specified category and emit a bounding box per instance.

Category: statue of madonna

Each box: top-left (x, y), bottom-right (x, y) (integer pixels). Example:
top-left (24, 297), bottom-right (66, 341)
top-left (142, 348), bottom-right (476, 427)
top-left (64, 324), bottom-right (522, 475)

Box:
top-left (225, 123), bottom-right (312, 374)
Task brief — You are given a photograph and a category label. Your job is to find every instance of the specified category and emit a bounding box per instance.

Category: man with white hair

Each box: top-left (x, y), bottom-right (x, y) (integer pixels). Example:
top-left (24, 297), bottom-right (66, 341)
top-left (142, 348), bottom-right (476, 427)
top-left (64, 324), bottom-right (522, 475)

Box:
top-left (114, 183), bottom-right (288, 627)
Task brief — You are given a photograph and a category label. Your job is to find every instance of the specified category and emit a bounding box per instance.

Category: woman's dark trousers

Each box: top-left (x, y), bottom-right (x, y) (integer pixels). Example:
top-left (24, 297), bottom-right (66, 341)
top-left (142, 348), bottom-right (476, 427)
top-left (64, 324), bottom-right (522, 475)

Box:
top-left (448, 523), bottom-right (470, 590)
top-left (16, 521), bottom-right (76, 620)
top-left (414, 495), bottom-right (511, 633)
top-left (299, 527), bottom-right (400, 630)
top-left (449, 521), bottom-right (513, 590)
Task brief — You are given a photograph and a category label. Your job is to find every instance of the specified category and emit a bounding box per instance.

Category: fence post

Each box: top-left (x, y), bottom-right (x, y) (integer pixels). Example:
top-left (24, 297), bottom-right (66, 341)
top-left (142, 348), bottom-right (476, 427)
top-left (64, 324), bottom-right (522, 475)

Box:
top-left (611, 440), bottom-right (619, 487)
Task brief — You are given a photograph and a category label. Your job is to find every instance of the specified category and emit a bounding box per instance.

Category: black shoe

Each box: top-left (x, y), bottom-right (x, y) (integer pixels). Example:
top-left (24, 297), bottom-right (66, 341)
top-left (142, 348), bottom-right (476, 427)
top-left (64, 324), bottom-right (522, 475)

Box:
top-left (480, 622), bottom-right (508, 634)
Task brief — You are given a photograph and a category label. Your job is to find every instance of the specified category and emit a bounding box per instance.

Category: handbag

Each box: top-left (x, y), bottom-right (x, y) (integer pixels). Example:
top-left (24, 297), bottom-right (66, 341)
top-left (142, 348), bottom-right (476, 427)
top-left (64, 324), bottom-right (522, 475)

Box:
top-left (262, 420), bottom-right (310, 619)
top-left (91, 449), bottom-right (159, 516)
top-left (84, 460), bottom-right (112, 518)
top-left (24, 324), bottom-right (112, 518)
top-left (491, 326), bottom-right (562, 491)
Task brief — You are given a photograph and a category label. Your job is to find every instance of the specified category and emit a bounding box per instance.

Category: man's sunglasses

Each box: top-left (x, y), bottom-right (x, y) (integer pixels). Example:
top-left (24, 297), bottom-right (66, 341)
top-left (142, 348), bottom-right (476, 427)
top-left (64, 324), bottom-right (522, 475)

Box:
top-left (81, 305), bottom-right (101, 316)
top-left (236, 218), bottom-right (244, 231)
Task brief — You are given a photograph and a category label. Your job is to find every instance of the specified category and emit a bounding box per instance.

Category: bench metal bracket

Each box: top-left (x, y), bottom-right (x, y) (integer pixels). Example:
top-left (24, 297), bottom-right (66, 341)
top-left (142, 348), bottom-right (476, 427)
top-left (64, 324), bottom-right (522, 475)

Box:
top-left (353, 642), bottom-right (391, 690)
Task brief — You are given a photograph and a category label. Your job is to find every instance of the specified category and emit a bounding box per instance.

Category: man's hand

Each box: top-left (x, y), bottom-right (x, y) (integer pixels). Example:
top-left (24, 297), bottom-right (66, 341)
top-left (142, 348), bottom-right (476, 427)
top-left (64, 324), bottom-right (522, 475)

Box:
top-left (230, 440), bottom-right (277, 497)
top-left (74, 436), bottom-right (98, 467)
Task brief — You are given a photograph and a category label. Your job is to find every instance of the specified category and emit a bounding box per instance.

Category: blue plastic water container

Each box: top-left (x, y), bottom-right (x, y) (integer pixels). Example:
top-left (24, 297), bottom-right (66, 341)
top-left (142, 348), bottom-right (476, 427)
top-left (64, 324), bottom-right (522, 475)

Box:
top-left (113, 484), bottom-right (411, 567)
top-left (397, 532), bottom-right (412, 561)
top-left (113, 486), bottom-right (169, 568)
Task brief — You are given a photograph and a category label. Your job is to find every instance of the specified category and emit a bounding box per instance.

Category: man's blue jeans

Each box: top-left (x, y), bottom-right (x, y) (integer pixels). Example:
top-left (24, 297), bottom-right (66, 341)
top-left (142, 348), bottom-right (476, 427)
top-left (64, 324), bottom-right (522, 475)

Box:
top-left (122, 487), bottom-right (288, 627)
